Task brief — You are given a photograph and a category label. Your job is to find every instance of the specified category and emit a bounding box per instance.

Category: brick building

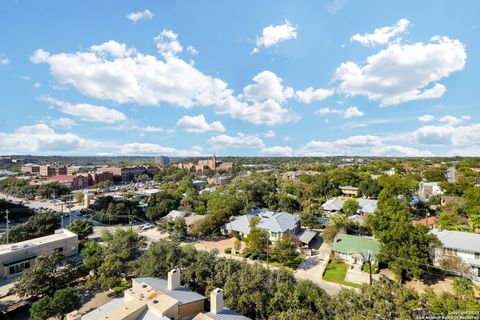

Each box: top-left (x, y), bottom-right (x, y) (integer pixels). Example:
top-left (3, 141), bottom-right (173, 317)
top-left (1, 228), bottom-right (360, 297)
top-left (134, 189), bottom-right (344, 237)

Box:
top-left (39, 165), bottom-right (67, 177)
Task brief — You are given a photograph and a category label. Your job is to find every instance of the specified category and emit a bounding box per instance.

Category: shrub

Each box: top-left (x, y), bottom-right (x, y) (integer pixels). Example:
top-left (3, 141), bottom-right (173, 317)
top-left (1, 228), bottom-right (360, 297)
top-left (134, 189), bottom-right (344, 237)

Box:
top-left (224, 247), bottom-right (232, 254)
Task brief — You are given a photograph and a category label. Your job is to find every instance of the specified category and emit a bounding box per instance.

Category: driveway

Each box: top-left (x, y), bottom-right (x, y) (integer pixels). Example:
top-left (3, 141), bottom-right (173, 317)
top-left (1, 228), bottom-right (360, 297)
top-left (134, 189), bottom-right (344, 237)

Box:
top-left (294, 237), bottom-right (343, 295)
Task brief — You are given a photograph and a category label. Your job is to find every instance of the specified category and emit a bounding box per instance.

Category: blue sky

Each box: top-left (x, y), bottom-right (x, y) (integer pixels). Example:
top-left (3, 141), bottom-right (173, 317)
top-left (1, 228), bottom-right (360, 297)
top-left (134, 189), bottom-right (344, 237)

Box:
top-left (0, 0), bottom-right (479, 157)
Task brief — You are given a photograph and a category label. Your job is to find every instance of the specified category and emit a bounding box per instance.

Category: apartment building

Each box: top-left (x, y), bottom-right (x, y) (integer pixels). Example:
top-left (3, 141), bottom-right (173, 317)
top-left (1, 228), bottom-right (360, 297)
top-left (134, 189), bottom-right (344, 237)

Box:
top-left (39, 165), bottom-right (67, 177)
top-left (99, 166), bottom-right (151, 182)
top-left (0, 229), bottom-right (78, 278)
top-left (155, 155), bottom-right (170, 166)
top-left (20, 163), bottom-right (40, 174)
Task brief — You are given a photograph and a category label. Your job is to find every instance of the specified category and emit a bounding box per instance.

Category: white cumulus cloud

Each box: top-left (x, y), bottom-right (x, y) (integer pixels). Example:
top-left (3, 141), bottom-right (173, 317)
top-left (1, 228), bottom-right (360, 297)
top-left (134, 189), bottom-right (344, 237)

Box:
top-left (253, 20), bottom-right (297, 54)
top-left (315, 106), bottom-right (364, 118)
top-left (31, 39), bottom-right (299, 126)
top-left (120, 143), bottom-right (203, 157)
top-left (260, 146), bottom-right (294, 156)
top-left (418, 114), bottom-right (435, 123)
top-left (126, 9), bottom-right (154, 23)
top-left (0, 124), bottom-right (87, 154)
top-left (296, 87), bottom-right (334, 104)
top-left (40, 96), bottom-right (127, 124)
top-left (336, 36), bottom-right (466, 106)
top-left (208, 133), bottom-right (265, 149)
top-left (351, 18), bottom-right (410, 46)
top-left (176, 114), bottom-right (225, 133)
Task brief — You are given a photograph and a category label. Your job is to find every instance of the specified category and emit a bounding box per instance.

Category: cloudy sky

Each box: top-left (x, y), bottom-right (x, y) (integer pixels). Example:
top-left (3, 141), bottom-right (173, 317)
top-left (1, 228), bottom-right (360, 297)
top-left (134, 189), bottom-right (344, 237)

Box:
top-left (0, 0), bottom-right (479, 157)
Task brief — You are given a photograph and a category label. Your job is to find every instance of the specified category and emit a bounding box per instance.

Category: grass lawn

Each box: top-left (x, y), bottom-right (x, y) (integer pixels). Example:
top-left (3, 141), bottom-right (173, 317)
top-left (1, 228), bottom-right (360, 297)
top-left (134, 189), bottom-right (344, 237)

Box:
top-left (322, 261), bottom-right (363, 289)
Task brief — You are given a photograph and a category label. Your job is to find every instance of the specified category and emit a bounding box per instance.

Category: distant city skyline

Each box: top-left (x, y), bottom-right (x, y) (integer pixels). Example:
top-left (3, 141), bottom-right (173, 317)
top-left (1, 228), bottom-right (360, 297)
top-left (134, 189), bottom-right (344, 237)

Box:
top-left (0, 0), bottom-right (479, 157)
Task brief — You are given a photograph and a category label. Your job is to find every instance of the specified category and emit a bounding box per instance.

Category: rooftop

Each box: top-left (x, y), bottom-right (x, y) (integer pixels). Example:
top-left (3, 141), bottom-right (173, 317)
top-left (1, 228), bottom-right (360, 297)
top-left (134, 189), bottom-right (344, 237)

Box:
top-left (223, 209), bottom-right (300, 235)
top-left (133, 277), bottom-right (206, 305)
top-left (0, 229), bottom-right (77, 255)
top-left (430, 229), bottom-right (480, 253)
top-left (331, 233), bottom-right (380, 259)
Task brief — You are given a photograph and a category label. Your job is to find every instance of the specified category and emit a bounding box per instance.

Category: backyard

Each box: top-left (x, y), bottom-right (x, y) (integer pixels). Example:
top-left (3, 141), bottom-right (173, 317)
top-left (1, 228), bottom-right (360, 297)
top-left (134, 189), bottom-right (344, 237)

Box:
top-left (322, 261), bottom-right (363, 288)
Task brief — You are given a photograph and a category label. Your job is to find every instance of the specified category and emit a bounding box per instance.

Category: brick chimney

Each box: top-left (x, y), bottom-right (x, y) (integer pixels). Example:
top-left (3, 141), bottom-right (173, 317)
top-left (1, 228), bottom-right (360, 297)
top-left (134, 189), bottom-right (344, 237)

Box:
top-left (167, 268), bottom-right (181, 290)
top-left (210, 288), bottom-right (224, 314)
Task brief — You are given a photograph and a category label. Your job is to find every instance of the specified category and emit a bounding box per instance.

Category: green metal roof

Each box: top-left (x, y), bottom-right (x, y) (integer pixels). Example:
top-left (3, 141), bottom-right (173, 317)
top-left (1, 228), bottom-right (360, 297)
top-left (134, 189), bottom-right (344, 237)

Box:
top-left (331, 233), bottom-right (380, 259)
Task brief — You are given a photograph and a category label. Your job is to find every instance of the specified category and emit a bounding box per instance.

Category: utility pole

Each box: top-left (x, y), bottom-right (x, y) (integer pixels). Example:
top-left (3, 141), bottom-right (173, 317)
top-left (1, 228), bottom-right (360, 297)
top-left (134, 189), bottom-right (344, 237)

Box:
top-left (367, 250), bottom-right (372, 286)
top-left (5, 210), bottom-right (9, 245)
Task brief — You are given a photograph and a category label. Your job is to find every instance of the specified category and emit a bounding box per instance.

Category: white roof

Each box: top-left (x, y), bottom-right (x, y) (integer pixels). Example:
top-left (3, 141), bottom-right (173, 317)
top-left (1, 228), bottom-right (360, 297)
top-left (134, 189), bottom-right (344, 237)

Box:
top-left (430, 229), bottom-right (480, 253)
top-left (0, 229), bottom-right (77, 255)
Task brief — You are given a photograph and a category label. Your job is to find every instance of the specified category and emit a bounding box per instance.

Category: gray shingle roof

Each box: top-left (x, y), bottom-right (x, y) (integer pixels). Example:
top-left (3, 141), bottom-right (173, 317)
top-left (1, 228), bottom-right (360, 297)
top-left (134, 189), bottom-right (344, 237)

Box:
top-left (430, 229), bottom-right (480, 253)
top-left (222, 209), bottom-right (300, 235)
top-left (133, 277), bottom-right (206, 305)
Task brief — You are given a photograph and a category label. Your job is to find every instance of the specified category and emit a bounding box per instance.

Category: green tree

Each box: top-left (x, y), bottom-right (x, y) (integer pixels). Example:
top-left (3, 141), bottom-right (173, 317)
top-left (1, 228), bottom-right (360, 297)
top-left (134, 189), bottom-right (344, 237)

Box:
top-left (29, 296), bottom-right (54, 320)
top-left (278, 193), bottom-right (301, 213)
top-left (67, 219), bottom-right (93, 240)
top-left (1, 211), bottom-right (60, 244)
top-left (146, 192), bottom-right (181, 220)
top-left (29, 287), bottom-right (81, 320)
top-left (10, 252), bottom-right (75, 297)
top-left (269, 235), bottom-right (298, 265)
top-left (342, 198), bottom-right (359, 216)
top-left (157, 217), bottom-right (188, 240)
top-left (371, 180), bottom-right (437, 280)
top-left (81, 240), bottom-right (104, 270)
top-left (244, 218), bottom-right (269, 260)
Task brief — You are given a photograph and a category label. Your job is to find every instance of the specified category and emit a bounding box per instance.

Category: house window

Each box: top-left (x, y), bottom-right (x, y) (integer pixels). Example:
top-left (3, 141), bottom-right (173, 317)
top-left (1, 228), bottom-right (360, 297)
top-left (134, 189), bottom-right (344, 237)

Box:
top-left (8, 261), bottom-right (30, 275)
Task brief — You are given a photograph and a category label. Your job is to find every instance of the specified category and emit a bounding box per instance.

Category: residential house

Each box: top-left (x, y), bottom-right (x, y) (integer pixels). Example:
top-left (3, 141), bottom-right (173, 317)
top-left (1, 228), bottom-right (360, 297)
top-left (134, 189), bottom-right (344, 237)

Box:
top-left (207, 175), bottom-right (232, 186)
top-left (339, 186), bottom-right (359, 197)
top-left (418, 182), bottom-right (443, 199)
top-left (331, 233), bottom-right (380, 268)
top-left (221, 209), bottom-right (316, 246)
top-left (322, 197), bottom-right (377, 215)
top-left (164, 210), bottom-right (187, 220)
top-left (430, 229), bottom-right (480, 283)
top-left (0, 229), bottom-right (78, 278)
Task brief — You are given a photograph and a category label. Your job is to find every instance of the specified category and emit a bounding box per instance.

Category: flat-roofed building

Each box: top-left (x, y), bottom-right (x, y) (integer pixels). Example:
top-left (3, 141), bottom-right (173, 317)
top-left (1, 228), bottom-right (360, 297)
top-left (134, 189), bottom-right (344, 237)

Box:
top-left (20, 164), bottom-right (40, 174)
top-left (73, 268), bottom-right (206, 320)
top-left (0, 229), bottom-right (78, 278)
top-left (156, 155), bottom-right (170, 166)
top-left (39, 165), bottom-right (67, 177)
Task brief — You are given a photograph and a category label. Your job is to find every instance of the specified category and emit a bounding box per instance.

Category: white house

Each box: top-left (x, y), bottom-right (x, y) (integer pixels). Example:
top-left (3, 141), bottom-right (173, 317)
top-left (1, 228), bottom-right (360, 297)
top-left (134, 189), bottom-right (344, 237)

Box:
top-left (418, 182), bottom-right (443, 199)
top-left (430, 229), bottom-right (480, 283)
